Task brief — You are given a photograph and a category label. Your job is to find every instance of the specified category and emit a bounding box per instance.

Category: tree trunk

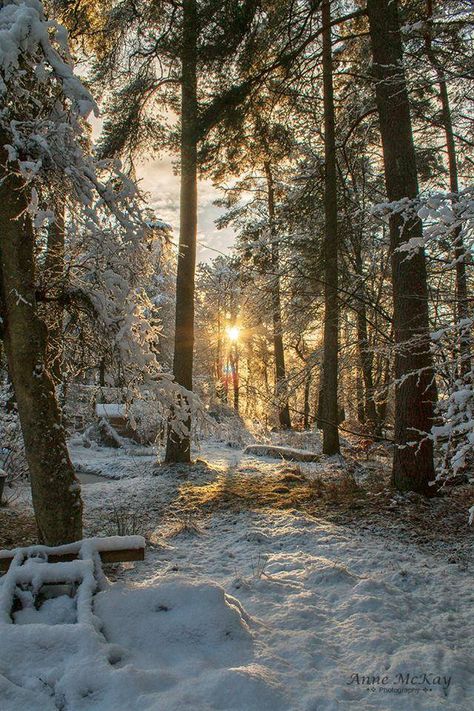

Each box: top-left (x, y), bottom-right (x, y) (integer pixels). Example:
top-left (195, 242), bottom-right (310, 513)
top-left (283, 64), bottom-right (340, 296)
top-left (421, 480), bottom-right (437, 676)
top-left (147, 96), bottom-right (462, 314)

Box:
top-left (356, 369), bottom-right (365, 424)
top-left (321, 0), bottom-right (340, 455)
top-left (316, 387), bottom-right (324, 430)
top-left (425, 0), bottom-right (470, 375)
top-left (44, 198), bottom-right (65, 385)
top-left (215, 288), bottom-right (225, 400)
top-left (303, 369), bottom-right (311, 429)
top-left (230, 347), bottom-right (239, 413)
top-left (165, 0), bottom-right (198, 463)
top-left (354, 248), bottom-right (378, 431)
top-left (376, 356), bottom-right (391, 433)
top-left (0, 144), bottom-right (83, 544)
top-left (264, 161), bottom-right (291, 429)
top-left (367, 0), bottom-right (437, 494)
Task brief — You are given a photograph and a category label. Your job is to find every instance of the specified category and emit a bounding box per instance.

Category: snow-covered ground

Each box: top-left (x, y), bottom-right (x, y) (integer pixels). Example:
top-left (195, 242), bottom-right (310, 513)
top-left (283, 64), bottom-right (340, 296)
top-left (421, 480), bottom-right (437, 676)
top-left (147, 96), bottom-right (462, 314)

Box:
top-left (0, 439), bottom-right (472, 710)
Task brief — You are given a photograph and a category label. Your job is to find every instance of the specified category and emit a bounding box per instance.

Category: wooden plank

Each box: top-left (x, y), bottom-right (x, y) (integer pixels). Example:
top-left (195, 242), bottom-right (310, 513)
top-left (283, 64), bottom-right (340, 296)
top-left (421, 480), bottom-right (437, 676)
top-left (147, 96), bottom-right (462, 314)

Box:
top-left (100, 547), bottom-right (145, 564)
top-left (0, 546), bottom-right (144, 573)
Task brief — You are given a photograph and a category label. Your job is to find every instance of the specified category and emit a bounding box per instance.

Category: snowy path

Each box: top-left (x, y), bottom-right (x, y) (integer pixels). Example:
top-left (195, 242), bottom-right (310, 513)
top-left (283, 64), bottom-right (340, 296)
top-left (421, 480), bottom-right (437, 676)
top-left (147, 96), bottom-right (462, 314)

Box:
top-left (121, 508), bottom-right (472, 711)
top-left (1, 441), bottom-right (472, 710)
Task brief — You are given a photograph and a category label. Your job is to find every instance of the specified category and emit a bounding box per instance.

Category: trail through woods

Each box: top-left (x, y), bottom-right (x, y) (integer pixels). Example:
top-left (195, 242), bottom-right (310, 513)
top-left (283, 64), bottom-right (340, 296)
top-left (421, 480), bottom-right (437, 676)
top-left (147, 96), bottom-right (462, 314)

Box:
top-left (0, 439), bottom-right (472, 710)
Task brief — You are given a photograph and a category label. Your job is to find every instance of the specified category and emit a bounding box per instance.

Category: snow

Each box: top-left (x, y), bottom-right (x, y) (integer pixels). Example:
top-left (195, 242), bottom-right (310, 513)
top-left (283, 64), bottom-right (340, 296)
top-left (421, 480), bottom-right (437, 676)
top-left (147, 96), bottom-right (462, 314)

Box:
top-left (138, 510), bottom-right (471, 711)
top-left (0, 578), bottom-right (285, 711)
top-left (0, 0), bottom-right (96, 116)
top-left (0, 441), bottom-right (472, 710)
top-left (0, 535), bottom-right (145, 562)
top-left (14, 592), bottom-right (77, 625)
top-left (70, 441), bottom-right (157, 480)
top-left (95, 404), bottom-right (127, 418)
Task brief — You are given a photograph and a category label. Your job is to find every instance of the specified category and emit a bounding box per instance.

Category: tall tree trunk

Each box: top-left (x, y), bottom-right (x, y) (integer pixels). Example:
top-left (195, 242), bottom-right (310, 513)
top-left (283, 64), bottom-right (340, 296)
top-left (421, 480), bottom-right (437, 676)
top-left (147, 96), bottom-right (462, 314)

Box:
top-left (425, 0), bottom-right (470, 375)
top-left (354, 248), bottom-right (378, 432)
top-left (303, 369), bottom-right (311, 429)
top-left (165, 0), bottom-right (198, 463)
top-left (44, 197), bottom-right (65, 385)
top-left (230, 347), bottom-right (239, 413)
top-left (376, 355), bottom-right (391, 433)
top-left (356, 369), bottom-right (365, 424)
top-left (0, 144), bottom-right (82, 544)
top-left (216, 287), bottom-right (225, 400)
top-left (316, 387), bottom-right (324, 430)
top-left (321, 0), bottom-right (340, 454)
top-left (264, 161), bottom-right (291, 429)
top-left (367, 0), bottom-right (437, 494)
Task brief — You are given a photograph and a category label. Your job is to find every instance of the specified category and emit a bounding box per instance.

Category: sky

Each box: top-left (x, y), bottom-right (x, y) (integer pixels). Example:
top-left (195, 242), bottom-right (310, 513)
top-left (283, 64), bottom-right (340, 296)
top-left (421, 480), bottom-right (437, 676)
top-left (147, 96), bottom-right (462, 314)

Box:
top-left (137, 155), bottom-right (236, 264)
top-left (89, 114), bottom-right (235, 264)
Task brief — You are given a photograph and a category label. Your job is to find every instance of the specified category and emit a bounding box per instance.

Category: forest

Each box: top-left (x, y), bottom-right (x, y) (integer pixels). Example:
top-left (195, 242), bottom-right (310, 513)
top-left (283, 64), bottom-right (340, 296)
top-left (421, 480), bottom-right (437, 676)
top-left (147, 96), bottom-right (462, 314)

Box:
top-left (0, 1), bottom-right (472, 710)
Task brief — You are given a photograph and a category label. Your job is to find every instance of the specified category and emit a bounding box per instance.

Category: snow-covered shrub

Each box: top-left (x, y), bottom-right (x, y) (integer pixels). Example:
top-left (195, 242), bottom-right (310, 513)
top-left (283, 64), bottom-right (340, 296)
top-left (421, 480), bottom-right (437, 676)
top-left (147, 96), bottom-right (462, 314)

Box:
top-left (64, 211), bottom-right (172, 387)
top-left (374, 190), bottom-right (474, 486)
top-left (0, 0), bottom-right (193, 441)
top-left (128, 399), bottom-right (166, 445)
top-left (431, 352), bottom-right (474, 481)
top-left (0, 0), bottom-right (155, 378)
top-left (205, 403), bottom-right (253, 448)
top-left (207, 402), bottom-right (240, 424)
top-left (419, 192), bottom-right (474, 485)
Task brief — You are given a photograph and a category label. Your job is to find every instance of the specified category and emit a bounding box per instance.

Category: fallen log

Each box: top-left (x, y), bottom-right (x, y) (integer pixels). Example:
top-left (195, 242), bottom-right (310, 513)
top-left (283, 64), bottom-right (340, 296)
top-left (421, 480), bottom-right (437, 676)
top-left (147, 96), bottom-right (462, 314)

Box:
top-left (244, 444), bottom-right (321, 463)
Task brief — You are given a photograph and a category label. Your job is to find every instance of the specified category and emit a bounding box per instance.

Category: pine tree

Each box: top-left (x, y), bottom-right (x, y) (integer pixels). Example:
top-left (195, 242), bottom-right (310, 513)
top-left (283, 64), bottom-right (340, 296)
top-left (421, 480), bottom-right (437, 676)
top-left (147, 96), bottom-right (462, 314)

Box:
top-left (321, 0), bottom-right (340, 454)
top-left (366, 0), bottom-right (437, 493)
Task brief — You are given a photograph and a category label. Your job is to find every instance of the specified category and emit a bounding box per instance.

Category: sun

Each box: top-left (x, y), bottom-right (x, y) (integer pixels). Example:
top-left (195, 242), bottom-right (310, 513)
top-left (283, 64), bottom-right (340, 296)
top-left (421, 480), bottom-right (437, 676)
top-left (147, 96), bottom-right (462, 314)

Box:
top-left (226, 325), bottom-right (240, 342)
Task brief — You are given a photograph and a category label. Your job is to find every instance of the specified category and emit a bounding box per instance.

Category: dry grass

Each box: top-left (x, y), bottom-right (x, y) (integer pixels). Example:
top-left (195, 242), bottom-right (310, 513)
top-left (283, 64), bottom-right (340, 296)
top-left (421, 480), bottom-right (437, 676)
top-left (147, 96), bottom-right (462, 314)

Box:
top-left (176, 464), bottom-right (367, 515)
top-left (177, 466), bottom-right (313, 512)
top-left (175, 461), bottom-right (474, 554)
top-left (1, 455), bottom-right (471, 562)
top-left (0, 507), bottom-right (38, 549)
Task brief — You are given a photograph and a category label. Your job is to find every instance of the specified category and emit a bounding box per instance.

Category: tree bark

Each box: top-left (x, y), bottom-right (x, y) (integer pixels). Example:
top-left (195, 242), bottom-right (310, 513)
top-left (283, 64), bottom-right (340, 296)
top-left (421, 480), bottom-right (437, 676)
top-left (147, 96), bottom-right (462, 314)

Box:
top-left (165, 0), bottom-right (198, 463)
top-left (321, 0), bottom-right (340, 454)
top-left (0, 144), bottom-right (83, 544)
top-left (367, 0), bottom-right (437, 493)
top-left (264, 161), bottom-right (291, 429)
top-left (425, 0), bottom-right (470, 375)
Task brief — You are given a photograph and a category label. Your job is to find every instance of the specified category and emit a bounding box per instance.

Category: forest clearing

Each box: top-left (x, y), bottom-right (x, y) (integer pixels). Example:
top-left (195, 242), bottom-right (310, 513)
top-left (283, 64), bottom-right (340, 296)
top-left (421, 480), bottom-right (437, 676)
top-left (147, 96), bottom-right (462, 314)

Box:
top-left (0, 0), bottom-right (473, 709)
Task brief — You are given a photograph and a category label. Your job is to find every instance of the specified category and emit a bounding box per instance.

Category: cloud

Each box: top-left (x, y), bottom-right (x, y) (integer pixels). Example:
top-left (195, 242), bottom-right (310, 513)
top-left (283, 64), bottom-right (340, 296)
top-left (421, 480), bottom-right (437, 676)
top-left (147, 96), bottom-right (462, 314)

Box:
top-left (87, 113), bottom-right (235, 265)
top-left (138, 155), bottom-right (236, 263)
